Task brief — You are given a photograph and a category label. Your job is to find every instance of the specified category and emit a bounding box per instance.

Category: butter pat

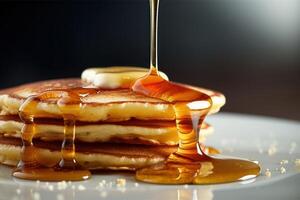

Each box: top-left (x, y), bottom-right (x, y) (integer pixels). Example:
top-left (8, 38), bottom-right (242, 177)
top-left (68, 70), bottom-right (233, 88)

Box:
top-left (81, 66), bottom-right (168, 89)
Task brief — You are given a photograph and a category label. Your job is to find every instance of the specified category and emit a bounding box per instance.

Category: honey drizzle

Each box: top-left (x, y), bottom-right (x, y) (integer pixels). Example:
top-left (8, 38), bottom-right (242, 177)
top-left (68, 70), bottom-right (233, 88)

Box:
top-left (13, 89), bottom-right (96, 181)
top-left (150, 0), bottom-right (159, 70)
top-left (133, 0), bottom-right (260, 184)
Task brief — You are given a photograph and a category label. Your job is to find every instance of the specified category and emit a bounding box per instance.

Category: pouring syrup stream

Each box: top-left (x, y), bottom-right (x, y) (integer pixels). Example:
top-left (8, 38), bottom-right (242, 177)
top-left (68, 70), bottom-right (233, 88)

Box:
top-left (132, 0), bottom-right (260, 184)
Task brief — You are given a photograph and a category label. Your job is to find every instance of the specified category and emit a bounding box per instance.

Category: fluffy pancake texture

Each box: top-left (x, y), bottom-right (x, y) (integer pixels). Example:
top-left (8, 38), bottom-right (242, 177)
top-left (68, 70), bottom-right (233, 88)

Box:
top-left (0, 138), bottom-right (174, 169)
top-left (0, 116), bottom-right (212, 145)
top-left (0, 136), bottom-right (216, 169)
top-left (0, 67), bottom-right (225, 169)
top-left (0, 79), bottom-right (225, 121)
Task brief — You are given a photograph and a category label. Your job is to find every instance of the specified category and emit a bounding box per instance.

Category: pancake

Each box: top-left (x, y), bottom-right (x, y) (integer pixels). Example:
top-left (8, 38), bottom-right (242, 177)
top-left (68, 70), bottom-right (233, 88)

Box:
top-left (0, 79), bottom-right (225, 121)
top-left (0, 77), bottom-right (223, 146)
top-left (0, 137), bottom-right (173, 169)
top-left (0, 115), bottom-right (212, 145)
top-left (0, 136), bottom-right (217, 170)
top-left (0, 67), bottom-right (225, 170)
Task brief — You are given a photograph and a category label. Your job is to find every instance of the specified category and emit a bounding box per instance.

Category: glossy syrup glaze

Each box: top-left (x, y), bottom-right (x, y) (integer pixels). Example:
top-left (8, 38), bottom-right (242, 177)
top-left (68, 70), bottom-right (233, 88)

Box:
top-left (10, 73), bottom-right (221, 181)
top-left (13, 88), bottom-right (97, 181)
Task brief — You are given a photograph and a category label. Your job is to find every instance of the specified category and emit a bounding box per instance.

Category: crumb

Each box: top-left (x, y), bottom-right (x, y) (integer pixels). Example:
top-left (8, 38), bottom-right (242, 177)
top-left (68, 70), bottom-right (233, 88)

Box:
top-left (48, 185), bottom-right (54, 191)
top-left (268, 144), bottom-right (277, 156)
top-left (57, 181), bottom-right (68, 190)
top-left (98, 182), bottom-right (104, 188)
top-left (265, 169), bottom-right (271, 177)
top-left (16, 189), bottom-right (21, 194)
top-left (280, 167), bottom-right (286, 174)
top-left (33, 192), bottom-right (40, 200)
top-left (77, 185), bottom-right (86, 191)
top-left (116, 178), bottom-right (126, 187)
top-left (280, 160), bottom-right (289, 165)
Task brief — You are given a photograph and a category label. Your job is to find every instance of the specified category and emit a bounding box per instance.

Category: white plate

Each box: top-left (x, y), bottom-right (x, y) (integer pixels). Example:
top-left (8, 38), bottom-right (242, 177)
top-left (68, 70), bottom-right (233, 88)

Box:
top-left (0, 113), bottom-right (299, 200)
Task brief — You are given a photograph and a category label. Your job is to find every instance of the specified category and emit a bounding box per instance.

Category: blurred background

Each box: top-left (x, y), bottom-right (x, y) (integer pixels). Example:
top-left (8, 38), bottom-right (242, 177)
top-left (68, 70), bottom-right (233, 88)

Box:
top-left (0, 0), bottom-right (299, 120)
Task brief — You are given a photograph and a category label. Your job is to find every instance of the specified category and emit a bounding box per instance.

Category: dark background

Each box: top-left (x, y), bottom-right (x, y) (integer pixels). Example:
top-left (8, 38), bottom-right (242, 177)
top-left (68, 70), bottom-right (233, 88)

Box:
top-left (0, 0), bottom-right (299, 120)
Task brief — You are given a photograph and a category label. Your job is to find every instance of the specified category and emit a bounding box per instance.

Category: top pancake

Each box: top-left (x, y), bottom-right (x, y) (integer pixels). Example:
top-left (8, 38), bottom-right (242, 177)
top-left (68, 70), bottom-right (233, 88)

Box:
top-left (0, 78), bottom-right (225, 122)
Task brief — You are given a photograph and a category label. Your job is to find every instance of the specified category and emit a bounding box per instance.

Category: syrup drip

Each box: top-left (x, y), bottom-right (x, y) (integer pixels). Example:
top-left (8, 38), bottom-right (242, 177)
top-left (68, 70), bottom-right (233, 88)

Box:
top-left (13, 88), bottom-right (97, 181)
top-left (132, 0), bottom-right (260, 184)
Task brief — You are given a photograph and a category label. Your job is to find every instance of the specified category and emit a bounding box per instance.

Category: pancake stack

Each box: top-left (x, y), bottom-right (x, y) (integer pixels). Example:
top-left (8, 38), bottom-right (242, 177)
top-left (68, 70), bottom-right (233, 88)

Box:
top-left (0, 67), bottom-right (225, 170)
